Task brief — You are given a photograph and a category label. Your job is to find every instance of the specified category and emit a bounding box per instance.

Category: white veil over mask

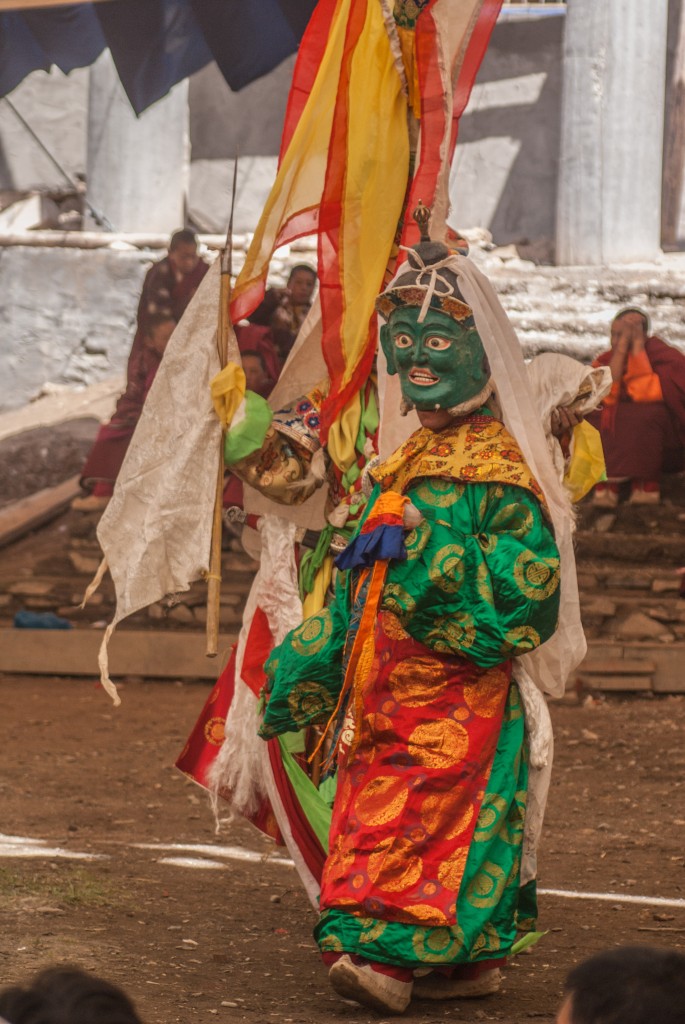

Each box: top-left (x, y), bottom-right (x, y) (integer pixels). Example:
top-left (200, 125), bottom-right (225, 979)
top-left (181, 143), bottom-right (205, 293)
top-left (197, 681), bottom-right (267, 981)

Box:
top-left (377, 249), bottom-right (586, 701)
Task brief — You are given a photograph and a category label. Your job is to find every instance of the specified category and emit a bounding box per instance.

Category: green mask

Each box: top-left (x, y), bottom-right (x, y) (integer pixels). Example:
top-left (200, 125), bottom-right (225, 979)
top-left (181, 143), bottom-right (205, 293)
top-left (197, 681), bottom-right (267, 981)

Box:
top-left (380, 306), bottom-right (489, 411)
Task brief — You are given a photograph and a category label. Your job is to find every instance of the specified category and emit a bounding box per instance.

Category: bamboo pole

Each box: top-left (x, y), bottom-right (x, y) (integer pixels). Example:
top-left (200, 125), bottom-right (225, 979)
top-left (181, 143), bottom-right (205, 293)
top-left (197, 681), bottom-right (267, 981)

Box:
top-left (206, 164), bottom-right (238, 657)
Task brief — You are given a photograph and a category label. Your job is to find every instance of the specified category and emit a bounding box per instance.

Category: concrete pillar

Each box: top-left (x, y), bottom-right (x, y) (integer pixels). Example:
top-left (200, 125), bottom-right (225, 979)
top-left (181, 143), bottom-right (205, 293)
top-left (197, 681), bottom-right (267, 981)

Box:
top-left (556, 0), bottom-right (669, 265)
top-left (85, 50), bottom-right (189, 233)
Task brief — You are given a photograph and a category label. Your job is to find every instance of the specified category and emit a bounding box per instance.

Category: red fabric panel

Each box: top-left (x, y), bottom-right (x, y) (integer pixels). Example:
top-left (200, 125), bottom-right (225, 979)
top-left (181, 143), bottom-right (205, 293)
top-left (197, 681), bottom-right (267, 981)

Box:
top-left (280, 0), bottom-right (340, 163)
top-left (175, 647), bottom-right (237, 788)
top-left (267, 738), bottom-right (327, 882)
top-left (241, 606), bottom-right (274, 697)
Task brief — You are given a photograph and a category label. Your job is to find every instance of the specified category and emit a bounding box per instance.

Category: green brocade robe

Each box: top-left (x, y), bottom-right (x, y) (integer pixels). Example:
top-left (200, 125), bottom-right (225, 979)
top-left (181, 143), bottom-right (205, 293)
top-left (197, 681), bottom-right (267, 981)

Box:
top-left (261, 415), bottom-right (560, 968)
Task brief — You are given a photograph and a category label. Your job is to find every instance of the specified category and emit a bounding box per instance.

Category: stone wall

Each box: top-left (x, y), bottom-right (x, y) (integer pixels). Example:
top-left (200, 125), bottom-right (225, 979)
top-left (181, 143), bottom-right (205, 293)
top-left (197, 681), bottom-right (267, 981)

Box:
top-left (1, 246), bottom-right (149, 412)
top-left (3, 240), bottom-right (685, 415)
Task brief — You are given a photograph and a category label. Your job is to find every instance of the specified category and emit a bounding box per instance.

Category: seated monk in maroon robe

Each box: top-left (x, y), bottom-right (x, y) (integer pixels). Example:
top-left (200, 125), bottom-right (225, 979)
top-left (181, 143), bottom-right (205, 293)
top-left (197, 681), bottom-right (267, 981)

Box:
top-left (75, 314), bottom-right (176, 509)
top-left (74, 230), bottom-right (209, 511)
top-left (588, 307), bottom-right (685, 506)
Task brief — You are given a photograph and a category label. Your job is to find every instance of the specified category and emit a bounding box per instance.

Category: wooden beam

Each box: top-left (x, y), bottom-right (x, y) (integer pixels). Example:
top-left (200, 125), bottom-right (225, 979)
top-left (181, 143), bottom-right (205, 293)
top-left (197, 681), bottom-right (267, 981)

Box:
top-left (0, 475), bottom-right (81, 550)
top-left (0, 627), bottom-right (235, 679)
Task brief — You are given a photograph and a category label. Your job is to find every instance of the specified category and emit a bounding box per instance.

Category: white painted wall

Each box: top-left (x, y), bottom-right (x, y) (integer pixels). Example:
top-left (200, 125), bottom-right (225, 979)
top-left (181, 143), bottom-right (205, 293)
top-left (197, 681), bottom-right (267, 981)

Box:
top-left (1, 247), bottom-right (151, 412)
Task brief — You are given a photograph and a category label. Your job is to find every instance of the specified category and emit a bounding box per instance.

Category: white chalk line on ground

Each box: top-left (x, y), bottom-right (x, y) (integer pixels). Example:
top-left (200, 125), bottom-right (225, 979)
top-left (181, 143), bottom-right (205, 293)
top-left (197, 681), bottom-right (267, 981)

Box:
top-left (0, 832), bottom-right (105, 861)
top-left (133, 841), bottom-right (294, 868)
top-left (2, 833), bottom-right (684, 909)
top-left (539, 888), bottom-right (685, 910)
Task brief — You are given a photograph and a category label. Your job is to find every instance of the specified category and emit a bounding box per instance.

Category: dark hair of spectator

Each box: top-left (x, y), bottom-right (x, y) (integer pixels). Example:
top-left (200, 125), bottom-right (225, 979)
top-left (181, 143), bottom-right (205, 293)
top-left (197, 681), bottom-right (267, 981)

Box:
top-left (169, 229), bottom-right (198, 251)
top-left (0, 966), bottom-right (143, 1024)
top-left (287, 263), bottom-right (317, 282)
top-left (563, 946), bottom-right (685, 1024)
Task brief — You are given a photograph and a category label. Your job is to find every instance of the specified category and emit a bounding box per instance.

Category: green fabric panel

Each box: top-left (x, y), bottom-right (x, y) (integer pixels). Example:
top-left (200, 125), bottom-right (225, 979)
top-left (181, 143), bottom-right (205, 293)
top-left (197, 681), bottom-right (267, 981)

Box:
top-left (260, 568), bottom-right (352, 739)
top-left (260, 479), bottom-right (559, 738)
top-left (516, 877), bottom-right (538, 930)
top-left (381, 479), bottom-right (560, 667)
top-left (224, 391), bottom-right (273, 465)
top-left (314, 683), bottom-right (529, 968)
top-left (278, 736), bottom-right (332, 851)
top-left (299, 523), bottom-right (335, 600)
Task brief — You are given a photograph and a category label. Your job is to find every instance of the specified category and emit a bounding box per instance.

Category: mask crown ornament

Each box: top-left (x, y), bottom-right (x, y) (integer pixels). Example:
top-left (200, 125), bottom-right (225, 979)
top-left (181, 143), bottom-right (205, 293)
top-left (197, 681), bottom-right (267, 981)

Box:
top-left (376, 204), bottom-right (493, 419)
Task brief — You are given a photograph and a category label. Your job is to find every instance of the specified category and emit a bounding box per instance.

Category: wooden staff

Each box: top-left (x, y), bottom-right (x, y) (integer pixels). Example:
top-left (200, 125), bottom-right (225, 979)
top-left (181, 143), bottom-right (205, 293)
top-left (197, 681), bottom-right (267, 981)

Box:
top-left (206, 161), bottom-right (238, 656)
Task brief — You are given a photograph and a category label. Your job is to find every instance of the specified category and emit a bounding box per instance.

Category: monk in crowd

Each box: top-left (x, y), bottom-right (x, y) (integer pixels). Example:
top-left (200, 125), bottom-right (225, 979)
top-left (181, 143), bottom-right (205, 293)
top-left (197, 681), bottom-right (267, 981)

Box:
top-left (73, 230), bottom-right (209, 511)
top-left (589, 307), bottom-right (685, 506)
top-left (248, 263), bottom-right (317, 363)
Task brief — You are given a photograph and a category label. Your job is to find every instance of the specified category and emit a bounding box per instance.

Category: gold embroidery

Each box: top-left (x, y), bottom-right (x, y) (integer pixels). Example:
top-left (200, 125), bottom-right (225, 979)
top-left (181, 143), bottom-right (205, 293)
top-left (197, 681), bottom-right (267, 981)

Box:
top-left (371, 419), bottom-right (546, 511)
top-left (368, 836), bottom-right (424, 893)
top-left (388, 656), bottom-right (451, 707)
top-left (405, 519), bottom-right (432, 560)
top-left (513, 550), bottom-right (560, 601)
top-left (354, 774), bottom-right (409, 826)
top-left (408, 720), bottom-right (469, 769)
top-left (476, 561), bottom-right (494, 605)
top-left (428, 543), bottom-right (465, 594)
top-left (290, 609), bottom-right (333, 655)
top-left (411, 925), bottom-right (465, 963)
top-left (427, 612), bottom-right (476, 653)
top-left (381, 582), bottom-right (417, 623)
top-left (463, 667), bottom-right (509, 719)
top-left (500, 624), bottom-right (541, 655)
top-left (287, 681), bottom-right (334, 726)
top-left (466, 861), bottom-right (507, 909)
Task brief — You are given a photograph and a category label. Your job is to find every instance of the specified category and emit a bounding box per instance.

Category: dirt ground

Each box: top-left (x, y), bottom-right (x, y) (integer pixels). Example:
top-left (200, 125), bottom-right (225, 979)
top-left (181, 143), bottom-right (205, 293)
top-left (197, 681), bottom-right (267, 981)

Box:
top-left (1, 674), bottom-right (684, 1024)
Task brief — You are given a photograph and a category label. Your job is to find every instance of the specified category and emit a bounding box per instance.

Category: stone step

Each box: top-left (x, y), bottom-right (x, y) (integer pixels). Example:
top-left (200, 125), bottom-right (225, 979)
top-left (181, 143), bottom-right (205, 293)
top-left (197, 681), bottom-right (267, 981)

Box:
top-left (575, 531), bottom-right (685, 564)
top-left (575, 641), bottom-right (685, 694)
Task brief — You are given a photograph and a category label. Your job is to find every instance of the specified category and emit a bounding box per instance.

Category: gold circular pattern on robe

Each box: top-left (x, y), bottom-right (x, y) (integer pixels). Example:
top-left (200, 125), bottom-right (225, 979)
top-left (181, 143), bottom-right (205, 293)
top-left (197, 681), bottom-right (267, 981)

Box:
top-left (381, 582), bottom-right (417, 623)
top-left (380, 611), bottom-right (411, 641)
top-left (428, 544), bottom-right (466, 594)
top-left (404, 903), bottom-right (450, 926)
top-left (420, 785), bottom-right (474, 839)
top-left (287, 681), bottom-right (334, 726)
top-left (388, 656), bottom-right (450, 707)
top-left (471, 921), bottom-right (502, 955)
top-left (411, 925), bottom-right (465, 963)
top-left (473, 794), bottom-right (508, 843)
top-left (367, 836), bottom-right (424, 893)
top-left (412, 477), bottom-right (464, 507)
top-left (476, 561), bottom-right (494, 605)
top-left (326, 833), bottom-right (356, 875)
top-left (428, 613), bottom-right (476, 653)
top-left (364, 712), bottom-right (395, 739)
top-left (500, 624), bottom-right (541, 655)
top-left (405, 520), bottom-right (432, 561)
top-left (489, 502), bottom-right (534, 539)
top-left (408, 719), bottom-right (469, 770)
top-left (466, 860), bottom-right (507, 909)
top-left (358, 918), bottom-right (388, 944)
top-left (352, 873), bottom-right (365, 890)
top-left (437, 847), bottom-right (469, 891)
top-left (319, 935), bottom-right (344, 952)
top-left (354, 774), bottom-right (409, 826)
top-left (452, 706), bottom-right (470, 722)
top-left (463, 667), bottom-right (509, 719)
top-left (290, 609), bottom-right (334, 655)
top-left (203, 716), bottom-right (226, 746)
top-left (513, 550), bottom-right (560, 601)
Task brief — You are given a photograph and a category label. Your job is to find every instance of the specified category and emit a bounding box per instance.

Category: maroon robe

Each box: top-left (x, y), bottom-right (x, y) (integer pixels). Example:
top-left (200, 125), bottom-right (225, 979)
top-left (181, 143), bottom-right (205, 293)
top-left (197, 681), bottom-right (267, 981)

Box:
top-left (80, 254), bottom-right (209, 494)
top-left (589, 337), bottom-right (685, 479)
